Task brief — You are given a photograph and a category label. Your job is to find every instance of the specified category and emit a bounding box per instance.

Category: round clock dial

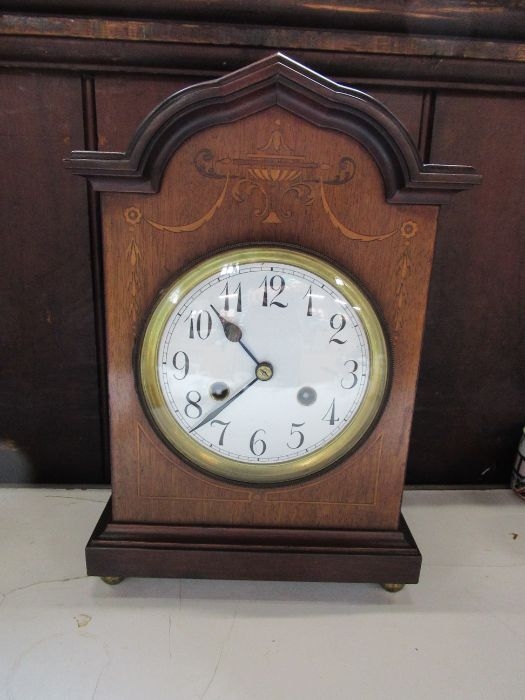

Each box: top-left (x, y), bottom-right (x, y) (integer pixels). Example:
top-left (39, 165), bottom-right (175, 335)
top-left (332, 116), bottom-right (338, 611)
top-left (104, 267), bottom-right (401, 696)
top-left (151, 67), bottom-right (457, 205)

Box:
top-left (137, 246), bottom-right (390, 484)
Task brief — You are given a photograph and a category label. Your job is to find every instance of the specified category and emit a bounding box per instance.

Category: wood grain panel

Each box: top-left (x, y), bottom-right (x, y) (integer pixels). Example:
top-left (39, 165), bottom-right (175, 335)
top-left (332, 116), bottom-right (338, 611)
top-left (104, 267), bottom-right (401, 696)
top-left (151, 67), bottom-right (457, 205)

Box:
top-left (408, 92), bottom-right (525, 485)
top-left (0, 72), bottom-right (104, 483)
top-left (99, 107), bottom-right (438, 528)
top-left (361, 87), bottom-right (424, 149)
top-left (95, 76), bottom-right (197, 152)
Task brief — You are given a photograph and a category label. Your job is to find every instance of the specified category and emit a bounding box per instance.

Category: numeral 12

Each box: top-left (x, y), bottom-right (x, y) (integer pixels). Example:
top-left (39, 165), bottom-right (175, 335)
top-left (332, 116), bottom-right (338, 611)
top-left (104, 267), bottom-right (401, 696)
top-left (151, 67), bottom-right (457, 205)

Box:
top-left (260, 275), bottom-right (288, 308)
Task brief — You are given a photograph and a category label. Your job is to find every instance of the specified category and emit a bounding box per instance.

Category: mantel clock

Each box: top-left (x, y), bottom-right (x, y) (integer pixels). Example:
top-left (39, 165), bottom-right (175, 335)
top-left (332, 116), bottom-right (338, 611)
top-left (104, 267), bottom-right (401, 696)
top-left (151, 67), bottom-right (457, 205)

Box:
top-left (67, 54), bottom-right (480, 589)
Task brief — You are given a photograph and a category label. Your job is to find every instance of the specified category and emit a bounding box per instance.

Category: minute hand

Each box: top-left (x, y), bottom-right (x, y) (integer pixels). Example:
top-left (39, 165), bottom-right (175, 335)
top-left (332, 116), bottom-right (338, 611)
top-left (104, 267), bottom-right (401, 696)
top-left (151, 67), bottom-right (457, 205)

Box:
top-left (189, 376), bottom-right (259, 433)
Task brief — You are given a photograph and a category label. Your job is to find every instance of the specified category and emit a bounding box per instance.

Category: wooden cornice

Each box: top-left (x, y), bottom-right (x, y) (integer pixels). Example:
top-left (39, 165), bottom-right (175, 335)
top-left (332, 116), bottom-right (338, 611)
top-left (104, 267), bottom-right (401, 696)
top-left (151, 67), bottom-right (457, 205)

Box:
top-left (1, 10), bottom-right (524, 89)
top-left (4, 1), bottom-right (525, 40)
top-left (65, 53), bottom-right (481, 204)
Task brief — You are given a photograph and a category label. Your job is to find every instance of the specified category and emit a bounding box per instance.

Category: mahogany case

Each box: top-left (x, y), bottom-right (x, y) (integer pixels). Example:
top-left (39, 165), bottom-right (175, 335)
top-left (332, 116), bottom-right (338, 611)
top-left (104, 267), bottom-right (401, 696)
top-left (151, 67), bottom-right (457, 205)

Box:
top-left (67, 54), bottom-right (480, 584)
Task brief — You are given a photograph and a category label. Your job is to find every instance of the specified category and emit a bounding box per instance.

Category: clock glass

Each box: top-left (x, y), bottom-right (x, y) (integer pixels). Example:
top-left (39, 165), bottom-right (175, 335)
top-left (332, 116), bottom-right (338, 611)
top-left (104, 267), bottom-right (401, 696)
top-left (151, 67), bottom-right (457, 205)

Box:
top-left (137, 246), bottom-right (390, 483)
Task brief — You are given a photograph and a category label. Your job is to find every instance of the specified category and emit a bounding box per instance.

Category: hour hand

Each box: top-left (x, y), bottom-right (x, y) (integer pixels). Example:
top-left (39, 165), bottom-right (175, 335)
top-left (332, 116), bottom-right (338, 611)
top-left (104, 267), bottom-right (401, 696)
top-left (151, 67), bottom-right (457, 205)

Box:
top-left (210, 304), bottom-right (242, 342)
top-left (210, 304), bottom-right (259, 365)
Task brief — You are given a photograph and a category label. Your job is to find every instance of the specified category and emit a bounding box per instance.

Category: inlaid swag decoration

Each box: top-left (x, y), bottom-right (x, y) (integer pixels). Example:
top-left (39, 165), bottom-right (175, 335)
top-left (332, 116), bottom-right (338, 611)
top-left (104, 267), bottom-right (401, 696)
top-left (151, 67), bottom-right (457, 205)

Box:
top-left (125, 123), bottom-right (418, 243)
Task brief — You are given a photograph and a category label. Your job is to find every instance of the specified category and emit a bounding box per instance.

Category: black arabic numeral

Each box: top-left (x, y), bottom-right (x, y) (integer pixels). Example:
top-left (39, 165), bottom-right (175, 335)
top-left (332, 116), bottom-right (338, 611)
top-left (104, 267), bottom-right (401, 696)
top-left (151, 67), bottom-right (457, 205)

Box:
top-left (220, 281), bottom-right (242, 313)
top-left (184, 391), bottom-right (203, 419)
top-left (196, 310), bottom-right (212, 339)
top-left (210, 419), bottom-right (230, 446)
top-left (184, 310), bottom-right (196, 339)
top-left (260, 276), bottom-right (268, 307)
top-left (322, 399), bottom-right (339, 426)
top-left (329, 314), bottom-right (347, 344)
top-left (341, 360), bottom-right (359, 389)
top-left (249, 429), bottom-right (267, 456)
top-left (185, 310), bottom-right (212, 340)
top-left (172, 350), bottom-right (189, 380)
top-left (287, 422), bottom-right (305, 450)
top-left (304, 285), bottom-right (314, 317)
top-left (259, 275), bottom-right (288, 308)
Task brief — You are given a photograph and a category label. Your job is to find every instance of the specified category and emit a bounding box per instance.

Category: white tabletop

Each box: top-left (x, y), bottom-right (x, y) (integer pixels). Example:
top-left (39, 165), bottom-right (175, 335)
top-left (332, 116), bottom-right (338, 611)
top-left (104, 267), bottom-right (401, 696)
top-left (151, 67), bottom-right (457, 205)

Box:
top-left (1, 488), bottom-right (524, 700)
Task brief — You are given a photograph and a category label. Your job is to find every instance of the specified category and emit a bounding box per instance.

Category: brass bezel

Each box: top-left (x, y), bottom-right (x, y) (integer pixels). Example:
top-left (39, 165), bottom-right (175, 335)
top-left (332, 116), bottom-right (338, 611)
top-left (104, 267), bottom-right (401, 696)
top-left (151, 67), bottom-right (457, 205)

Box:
top-left (137, 246), bottom-right (390, 484)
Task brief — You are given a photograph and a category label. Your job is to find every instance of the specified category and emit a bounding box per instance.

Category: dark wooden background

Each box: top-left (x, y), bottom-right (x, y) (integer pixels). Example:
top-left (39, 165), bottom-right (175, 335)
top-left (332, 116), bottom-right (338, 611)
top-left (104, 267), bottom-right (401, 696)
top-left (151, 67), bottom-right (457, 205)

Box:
top-left (1, 2), bottom-right (524, 486)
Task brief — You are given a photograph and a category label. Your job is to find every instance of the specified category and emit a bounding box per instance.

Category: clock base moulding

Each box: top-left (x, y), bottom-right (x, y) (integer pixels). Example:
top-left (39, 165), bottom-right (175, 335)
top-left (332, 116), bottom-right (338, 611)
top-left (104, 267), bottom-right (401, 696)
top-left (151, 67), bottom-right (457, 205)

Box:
top-left (86, 499), bottom-right (421, 586)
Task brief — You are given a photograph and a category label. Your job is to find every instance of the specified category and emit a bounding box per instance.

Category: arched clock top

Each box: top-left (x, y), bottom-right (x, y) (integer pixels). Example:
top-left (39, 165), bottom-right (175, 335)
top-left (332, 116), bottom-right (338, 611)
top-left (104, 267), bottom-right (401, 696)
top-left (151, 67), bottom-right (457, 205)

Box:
top-left (65, 52), bottom-right (481, 203)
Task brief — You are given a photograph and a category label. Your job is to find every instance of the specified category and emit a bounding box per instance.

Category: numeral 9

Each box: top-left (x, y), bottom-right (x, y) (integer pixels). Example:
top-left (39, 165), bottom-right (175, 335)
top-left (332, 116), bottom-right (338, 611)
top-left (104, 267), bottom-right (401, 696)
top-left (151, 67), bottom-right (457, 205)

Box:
top-left (172, 351), bottom-right (189, 380)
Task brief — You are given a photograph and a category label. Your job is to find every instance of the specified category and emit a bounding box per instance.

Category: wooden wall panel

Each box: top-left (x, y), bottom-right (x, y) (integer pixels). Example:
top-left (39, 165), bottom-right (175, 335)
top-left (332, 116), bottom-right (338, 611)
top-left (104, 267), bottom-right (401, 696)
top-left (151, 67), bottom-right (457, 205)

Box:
top-left (1, 4), bottom-right (522, 487)
top-left (0, 72), bottom-right (104, 483)
top-left (95, 76), bottom-right (196, 151)
top-left (360, 87), bottom-right (425, 152)
top-left (407, 92), bottom-right (525, 485)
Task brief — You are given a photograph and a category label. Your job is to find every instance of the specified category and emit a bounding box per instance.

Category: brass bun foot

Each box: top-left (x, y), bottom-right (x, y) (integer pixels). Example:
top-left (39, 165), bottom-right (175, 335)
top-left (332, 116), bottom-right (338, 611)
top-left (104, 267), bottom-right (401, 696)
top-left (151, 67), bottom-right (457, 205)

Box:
top-left (381, 583), bottom-right (405, 593)
top-left (101, 576), bottom-right (124, 585)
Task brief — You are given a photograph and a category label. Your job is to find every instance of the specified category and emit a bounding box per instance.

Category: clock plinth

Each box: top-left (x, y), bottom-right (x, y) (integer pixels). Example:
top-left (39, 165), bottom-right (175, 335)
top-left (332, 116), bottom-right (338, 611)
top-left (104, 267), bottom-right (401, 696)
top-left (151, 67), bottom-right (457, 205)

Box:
top-left (68, 53), bottom-right (480, 588)
top-left (87, 499), bottom-right (421, 585)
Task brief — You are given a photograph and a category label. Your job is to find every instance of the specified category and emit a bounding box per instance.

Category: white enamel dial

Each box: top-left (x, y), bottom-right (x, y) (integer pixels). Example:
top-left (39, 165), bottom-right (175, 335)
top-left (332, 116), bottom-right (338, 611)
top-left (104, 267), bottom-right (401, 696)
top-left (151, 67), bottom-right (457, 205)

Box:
top-left (138, 246), bottom-right (389, 484)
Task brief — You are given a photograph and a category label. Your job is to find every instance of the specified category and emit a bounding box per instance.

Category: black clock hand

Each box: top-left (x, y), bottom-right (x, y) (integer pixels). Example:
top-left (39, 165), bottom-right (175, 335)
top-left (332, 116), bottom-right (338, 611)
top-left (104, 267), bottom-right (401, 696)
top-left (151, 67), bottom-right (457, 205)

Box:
top-left (210, 304), bottom-right (259, 365)
top-left (189, 376), bottom-right (259, 433)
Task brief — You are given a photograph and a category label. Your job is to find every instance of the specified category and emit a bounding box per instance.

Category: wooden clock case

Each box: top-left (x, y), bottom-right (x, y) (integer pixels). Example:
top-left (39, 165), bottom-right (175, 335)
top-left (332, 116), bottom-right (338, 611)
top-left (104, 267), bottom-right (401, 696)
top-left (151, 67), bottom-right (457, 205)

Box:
top-left (67, 53), bottom-right (480, 585)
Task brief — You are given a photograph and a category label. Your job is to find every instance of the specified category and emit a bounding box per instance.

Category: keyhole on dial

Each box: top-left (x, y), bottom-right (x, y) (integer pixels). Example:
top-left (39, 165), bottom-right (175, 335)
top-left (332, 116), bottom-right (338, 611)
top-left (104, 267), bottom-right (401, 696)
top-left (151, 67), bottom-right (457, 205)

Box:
top-left (297, 386), bottom-right (317, 406)
top-left (210, 382), bottom-right (230, 401)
